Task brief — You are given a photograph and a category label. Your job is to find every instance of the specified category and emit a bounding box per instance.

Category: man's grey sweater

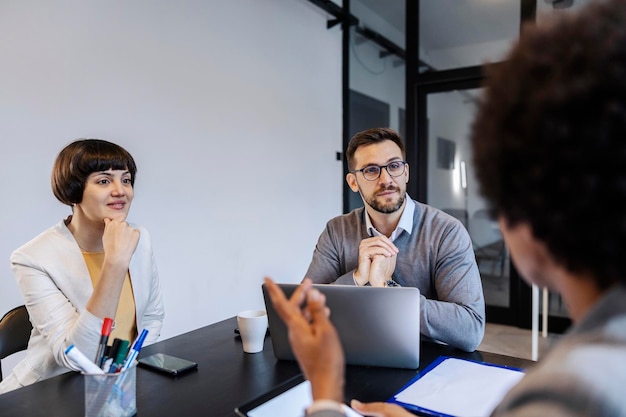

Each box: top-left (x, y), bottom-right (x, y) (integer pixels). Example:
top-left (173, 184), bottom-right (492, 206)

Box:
top-left (305, 199), bottom-right (485, 352)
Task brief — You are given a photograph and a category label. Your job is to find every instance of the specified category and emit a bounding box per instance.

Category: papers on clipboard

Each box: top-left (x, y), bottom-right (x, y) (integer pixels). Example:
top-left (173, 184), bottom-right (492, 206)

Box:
top-left (388, 356), bottom-right (525, 417)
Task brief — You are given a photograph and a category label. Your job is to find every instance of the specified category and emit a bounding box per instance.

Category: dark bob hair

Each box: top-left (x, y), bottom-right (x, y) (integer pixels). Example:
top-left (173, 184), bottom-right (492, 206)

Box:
top-left (51, 139), bottom-right (137, 206)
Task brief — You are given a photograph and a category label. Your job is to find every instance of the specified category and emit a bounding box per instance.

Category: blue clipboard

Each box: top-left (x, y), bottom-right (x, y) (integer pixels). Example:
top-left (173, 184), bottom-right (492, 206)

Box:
top-left (387, 356), bottom-right (525, 417)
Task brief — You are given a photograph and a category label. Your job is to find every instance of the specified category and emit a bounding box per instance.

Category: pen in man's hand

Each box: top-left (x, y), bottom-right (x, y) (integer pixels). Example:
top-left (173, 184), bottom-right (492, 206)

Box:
top-left (121, 328), bottom-right (149, 371)
top-left (95, 317), bottom-right (114, 367)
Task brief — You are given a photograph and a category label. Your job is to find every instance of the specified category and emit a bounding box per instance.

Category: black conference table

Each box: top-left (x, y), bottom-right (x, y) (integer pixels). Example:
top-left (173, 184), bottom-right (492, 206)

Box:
top-left (0, 317), bottom-right (533, 416)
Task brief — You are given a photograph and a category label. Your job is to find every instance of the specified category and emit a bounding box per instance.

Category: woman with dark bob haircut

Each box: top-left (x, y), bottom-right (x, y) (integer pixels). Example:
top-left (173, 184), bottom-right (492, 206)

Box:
top-left (0, 139), bottom-right (164, 394)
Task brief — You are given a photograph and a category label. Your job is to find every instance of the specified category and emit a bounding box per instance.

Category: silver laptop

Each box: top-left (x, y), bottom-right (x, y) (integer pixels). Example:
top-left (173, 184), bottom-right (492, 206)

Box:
top-left (262, 283), bottom-right (421, 369)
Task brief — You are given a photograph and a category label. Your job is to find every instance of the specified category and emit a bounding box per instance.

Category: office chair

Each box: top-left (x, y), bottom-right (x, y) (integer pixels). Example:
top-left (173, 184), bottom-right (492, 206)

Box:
top-left (0, 305), bottom-right (32, 382)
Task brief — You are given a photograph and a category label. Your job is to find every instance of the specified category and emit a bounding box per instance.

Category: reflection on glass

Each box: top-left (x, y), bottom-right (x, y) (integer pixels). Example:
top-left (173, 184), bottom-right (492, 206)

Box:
top-left (470, 210), bottom-right (510, 308)
top-left (349, 0), bottom-right (405, 135)
top-left (419, 1), bottom-right (520, 71)
top-left (347, 0), bottom-right (406, 212)
top-left (426, 88), bottom-right (510, 308)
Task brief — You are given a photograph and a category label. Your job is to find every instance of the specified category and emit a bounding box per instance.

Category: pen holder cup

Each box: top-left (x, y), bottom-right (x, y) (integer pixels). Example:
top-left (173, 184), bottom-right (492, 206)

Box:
top-left (84, 364), bottom-right (137, 417)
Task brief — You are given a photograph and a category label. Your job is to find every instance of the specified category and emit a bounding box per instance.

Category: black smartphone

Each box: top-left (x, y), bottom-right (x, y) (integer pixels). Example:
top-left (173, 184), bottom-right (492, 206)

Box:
top-left (137, 353), bottom-right (198, 376)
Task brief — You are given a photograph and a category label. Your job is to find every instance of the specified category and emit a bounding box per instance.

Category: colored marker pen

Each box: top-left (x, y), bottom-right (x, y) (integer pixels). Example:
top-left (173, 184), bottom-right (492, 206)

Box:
top-left (109, 340), bottom-right (130, 373)
top-left (109, 338), bottom-right (122, 359)
top-left (102, 338), bottom-right (122, 371)
top-left (65, 344), bottom-right (105, 375)
top-left (94, 317), bottom-right (114, 367)
top-left (121, 329), bottom-right (148, 371)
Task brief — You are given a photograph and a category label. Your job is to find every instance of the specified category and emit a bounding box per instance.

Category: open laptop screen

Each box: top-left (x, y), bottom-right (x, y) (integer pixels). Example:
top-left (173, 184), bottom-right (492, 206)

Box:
top-left (262, 283), bottom-right (421, 369)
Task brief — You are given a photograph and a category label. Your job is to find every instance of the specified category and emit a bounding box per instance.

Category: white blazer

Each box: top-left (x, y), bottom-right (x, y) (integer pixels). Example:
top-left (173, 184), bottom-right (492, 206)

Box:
top-left (0, 220), bottom-right (164, 393)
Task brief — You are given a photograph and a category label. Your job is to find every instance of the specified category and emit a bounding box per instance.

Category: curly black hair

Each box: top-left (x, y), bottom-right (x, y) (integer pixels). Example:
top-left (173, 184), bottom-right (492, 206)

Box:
top-left (471, 0), bottom-right (626, 288)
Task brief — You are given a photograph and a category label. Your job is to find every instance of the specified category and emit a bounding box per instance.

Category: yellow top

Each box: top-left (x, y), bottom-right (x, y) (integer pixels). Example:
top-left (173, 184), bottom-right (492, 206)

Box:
top-left (82, 251), bottom-right (137, 342)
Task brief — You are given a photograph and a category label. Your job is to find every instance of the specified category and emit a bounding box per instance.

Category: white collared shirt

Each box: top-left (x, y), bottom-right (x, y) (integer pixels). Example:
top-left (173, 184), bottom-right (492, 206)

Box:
top-left (364, 194), bottom-right (415, 241)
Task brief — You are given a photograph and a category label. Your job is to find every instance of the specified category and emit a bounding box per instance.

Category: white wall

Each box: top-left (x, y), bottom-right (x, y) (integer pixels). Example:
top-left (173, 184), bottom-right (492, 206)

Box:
top-left (0, 0), bottom-right (342, 371)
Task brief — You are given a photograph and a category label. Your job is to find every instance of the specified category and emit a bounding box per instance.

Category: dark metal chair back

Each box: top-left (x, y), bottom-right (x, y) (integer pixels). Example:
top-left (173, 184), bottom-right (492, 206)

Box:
top-left (0, 305), bottom-right (32, 381)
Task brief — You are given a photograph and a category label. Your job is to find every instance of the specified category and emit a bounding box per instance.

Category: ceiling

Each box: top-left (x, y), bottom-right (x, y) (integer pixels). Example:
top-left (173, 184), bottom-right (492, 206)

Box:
top-left (356, 0), bottom-right (520, 52)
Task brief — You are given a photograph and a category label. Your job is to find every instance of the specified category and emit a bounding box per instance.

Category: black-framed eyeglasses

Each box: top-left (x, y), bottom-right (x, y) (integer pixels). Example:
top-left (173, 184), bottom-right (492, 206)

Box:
top-left (350, 161), bottom-right (407, 181)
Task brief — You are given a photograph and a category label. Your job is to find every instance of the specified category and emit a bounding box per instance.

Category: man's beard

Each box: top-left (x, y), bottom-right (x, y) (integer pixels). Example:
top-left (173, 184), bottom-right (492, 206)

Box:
top-left (364, 185), bottom-right (406, 214)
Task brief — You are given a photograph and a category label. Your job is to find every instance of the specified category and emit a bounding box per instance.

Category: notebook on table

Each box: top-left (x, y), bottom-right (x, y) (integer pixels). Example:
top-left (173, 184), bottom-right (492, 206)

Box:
top-left (261, 283), bottom-right (421, 369)
top-left (388, 356), bottom-right (525, 417)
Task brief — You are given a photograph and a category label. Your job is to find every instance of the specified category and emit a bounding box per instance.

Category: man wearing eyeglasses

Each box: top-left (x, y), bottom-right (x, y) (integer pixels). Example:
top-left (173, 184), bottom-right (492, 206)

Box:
top-left (305, 127), bottom-right (485, 352)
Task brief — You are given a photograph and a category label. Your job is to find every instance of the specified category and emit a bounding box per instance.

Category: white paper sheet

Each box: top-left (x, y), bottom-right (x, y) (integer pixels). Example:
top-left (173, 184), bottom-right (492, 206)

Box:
top-left (247, 380), bottom-right (362, 417)
top-left (393, 357), bottom-right (524, 417)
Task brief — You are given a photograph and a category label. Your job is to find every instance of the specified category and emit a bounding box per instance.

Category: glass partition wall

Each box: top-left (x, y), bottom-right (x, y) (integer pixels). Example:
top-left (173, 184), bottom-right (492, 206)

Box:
top-left (424, 87), bottom-right (512, 311)
top-left (407, 0), bottom-right (576, 331)
top-left (407, 1), bottom-right (525, 326)
top-left (346, 0), bottom-right (406, 212)
top-left (342, 0), bottom-right (531, 327)
top-left (311, 0), bottom-right (581, 331)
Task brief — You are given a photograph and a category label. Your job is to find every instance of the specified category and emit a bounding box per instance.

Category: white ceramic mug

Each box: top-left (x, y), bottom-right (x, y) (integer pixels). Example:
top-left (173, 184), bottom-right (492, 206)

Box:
top-left (236, 310), bottom-right (268, 353)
